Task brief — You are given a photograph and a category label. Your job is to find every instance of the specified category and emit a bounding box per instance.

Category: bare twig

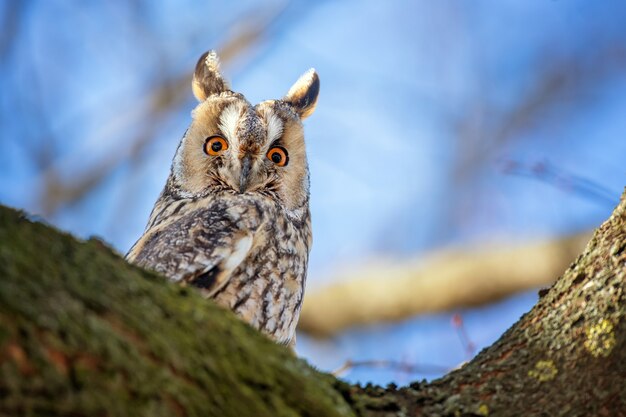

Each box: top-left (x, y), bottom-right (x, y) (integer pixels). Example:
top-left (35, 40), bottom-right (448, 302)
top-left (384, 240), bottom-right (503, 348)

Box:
top-left (451, 313), bottom-right (476, 359)
top-left (332, 359), bottom-right (450, 377)
top-left (499, 158), bottom-right (618, 207)
top-left (454, 43), bottom-right (626, 182)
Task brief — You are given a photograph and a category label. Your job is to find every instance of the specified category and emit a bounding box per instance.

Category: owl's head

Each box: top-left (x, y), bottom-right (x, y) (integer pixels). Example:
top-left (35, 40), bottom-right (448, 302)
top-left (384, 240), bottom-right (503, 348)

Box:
top-left (169, 50), bottom-right (319, 213)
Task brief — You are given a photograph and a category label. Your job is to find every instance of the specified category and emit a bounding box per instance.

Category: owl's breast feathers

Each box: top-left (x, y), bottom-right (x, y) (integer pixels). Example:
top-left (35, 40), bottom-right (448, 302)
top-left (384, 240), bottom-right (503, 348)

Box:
top-left (126, 193), bottom-right (311, 345)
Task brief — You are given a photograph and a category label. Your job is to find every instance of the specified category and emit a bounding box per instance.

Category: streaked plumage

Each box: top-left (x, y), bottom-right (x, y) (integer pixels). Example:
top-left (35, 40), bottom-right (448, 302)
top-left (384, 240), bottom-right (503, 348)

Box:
top-left (126, 50), bottom-right (319, 346)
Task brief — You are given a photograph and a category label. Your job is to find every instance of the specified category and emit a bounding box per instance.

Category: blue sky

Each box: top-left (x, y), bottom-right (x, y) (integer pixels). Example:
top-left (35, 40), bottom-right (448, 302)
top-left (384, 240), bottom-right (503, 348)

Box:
top-left (1, 0), bottom-right (625, 384)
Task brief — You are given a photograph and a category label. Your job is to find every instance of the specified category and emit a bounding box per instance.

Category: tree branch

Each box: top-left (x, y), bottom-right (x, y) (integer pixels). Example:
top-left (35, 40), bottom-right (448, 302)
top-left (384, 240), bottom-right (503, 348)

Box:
top-left (0, 189), bottom-right (624, 415)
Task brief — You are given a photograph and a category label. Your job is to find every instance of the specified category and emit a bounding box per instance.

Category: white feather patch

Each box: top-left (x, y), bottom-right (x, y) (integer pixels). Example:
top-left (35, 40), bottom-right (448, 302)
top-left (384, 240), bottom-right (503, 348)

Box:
top-left (265, 110), bottom-right (284, 144)
top-left (223, 234), bottom-right (253, 273)
top-left (219, 102), bottom-right (243, 144)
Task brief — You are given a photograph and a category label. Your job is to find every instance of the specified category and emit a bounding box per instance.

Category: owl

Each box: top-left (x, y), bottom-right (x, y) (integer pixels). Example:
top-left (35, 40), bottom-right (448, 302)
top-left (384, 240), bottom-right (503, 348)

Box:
top-left (126, 51), bottom-right (319, 347)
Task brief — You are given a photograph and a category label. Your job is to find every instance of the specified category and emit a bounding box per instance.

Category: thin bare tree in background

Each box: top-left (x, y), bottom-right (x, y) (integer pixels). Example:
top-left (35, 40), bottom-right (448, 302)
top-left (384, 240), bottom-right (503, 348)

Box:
top-left (35, 3), bottom-right (293, 218)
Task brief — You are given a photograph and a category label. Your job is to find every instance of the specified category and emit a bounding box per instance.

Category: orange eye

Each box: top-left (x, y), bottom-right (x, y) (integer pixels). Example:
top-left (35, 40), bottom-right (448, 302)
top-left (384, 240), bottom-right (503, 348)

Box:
top-left (267, 146), bottom-right (289, 167)
top-left (204, 136), bottom-right (228, 156)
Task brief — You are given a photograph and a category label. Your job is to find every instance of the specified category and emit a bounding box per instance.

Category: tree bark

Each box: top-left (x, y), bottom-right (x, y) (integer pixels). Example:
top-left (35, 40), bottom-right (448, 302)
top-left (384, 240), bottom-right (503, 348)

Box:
top-left (1, 190), bottom-right (625, 416)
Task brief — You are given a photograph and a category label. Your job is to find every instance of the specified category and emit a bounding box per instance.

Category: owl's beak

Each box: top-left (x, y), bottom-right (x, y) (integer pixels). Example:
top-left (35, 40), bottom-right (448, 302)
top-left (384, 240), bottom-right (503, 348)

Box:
top-left (239, 156), bottom-right (252, 193)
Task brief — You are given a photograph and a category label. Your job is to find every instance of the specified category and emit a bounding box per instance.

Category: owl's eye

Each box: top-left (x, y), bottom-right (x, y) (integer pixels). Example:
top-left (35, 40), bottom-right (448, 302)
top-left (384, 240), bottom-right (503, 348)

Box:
top-left (204, 136), bottom-right (229, 156)
top-left (267, 146), bottom-right (289, 167)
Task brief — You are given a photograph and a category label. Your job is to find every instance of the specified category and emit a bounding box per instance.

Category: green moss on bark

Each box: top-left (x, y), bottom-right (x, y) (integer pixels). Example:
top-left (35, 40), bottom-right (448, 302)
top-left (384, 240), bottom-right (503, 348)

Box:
top-left (2, 189), bottom-right (626, 417)
top-left (0, 206), bottom-right (354, 417)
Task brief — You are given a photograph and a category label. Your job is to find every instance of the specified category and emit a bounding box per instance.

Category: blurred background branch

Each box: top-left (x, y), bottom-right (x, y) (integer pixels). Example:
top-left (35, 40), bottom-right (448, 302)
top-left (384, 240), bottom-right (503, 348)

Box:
top-left (299, 232), bottom-right (590, 337)
top-left (36, 2), bottom-right (291, 217)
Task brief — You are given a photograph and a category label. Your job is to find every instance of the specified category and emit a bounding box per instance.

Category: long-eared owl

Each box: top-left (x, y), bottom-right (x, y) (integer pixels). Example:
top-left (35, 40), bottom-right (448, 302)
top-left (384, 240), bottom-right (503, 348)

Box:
top-left (126, 50), bottom-right (319, 347)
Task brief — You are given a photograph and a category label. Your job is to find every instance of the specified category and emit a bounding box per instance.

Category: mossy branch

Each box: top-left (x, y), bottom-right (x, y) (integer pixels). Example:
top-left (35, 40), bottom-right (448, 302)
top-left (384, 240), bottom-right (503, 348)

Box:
top-left (0, 206), bottom-right (352, 417)
top-left (1, 191), bottom-right (625, 416)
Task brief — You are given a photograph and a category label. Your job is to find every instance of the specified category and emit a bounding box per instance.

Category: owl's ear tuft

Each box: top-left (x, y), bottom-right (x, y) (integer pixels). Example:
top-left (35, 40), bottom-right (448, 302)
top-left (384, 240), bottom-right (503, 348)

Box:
top-left (192, 50), bottom-right (229, 101)
top-left (283, 69), bottom-right (319, 119)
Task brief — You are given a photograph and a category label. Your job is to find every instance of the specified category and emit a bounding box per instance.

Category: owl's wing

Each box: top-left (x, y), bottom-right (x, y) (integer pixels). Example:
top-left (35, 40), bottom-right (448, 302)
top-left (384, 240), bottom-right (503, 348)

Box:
top-left (177, 231), bottom-right (254, 297)
top-left (128, 202), bottom-right (264, 297)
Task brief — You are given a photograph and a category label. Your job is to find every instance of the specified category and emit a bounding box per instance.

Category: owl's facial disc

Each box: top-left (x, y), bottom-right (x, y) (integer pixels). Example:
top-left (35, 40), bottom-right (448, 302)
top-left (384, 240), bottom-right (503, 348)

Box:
top-left (178, 96), bottom-right (310, 210)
